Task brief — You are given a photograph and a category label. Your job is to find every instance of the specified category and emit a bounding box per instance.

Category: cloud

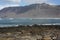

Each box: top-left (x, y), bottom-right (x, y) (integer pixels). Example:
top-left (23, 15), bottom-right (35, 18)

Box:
top-left (0, 0), bottom-right (21, 4)
top-left (0, 4), bottom-right (20, 10)
top-left (6, 0), bottom-right (21, 4)
top-left (48, 3), bottom-right (56, 5)
top-left (0, 0), bottom-right (21, 10)
top-left (23, 0), bottom-right (49, 4)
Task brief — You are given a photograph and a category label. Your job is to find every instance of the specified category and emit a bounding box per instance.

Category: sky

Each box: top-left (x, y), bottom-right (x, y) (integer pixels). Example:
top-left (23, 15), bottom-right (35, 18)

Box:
top-left (0, 0), bottom-right (60, 9)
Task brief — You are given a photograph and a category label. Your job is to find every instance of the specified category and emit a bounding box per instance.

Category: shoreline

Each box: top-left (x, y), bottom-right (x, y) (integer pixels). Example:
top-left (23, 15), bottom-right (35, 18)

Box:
top-left (0, 24), bottom-right (60, 27)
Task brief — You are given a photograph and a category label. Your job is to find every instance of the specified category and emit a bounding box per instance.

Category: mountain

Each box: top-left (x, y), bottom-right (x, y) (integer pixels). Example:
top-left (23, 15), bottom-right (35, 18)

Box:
top-left (0, 3), bottom-right (60, 18)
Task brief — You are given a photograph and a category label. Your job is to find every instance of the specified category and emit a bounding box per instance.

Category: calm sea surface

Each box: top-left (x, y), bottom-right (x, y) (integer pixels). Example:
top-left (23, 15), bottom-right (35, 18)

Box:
top-left (0, 18), bottom-right (60, 27)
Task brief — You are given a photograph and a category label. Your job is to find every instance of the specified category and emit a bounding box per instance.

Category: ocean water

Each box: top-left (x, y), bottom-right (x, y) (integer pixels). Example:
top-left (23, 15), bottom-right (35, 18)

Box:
top-left (0, 18), bottom-right (60, 27)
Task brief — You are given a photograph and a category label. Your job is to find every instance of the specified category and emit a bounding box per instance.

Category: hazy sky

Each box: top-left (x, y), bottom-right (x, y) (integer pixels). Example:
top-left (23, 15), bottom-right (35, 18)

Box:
top-left (0, 0), bottom-right (60, 9)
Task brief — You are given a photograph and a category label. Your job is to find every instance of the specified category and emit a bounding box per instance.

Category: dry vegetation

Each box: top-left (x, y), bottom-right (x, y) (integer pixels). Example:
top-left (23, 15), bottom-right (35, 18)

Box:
top-left (0, 24), bottom-right (60, 40)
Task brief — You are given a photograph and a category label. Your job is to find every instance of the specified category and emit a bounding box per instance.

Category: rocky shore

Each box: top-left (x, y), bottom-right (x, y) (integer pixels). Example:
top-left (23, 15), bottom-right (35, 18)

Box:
top-left (0, 24), bottom-right (60, 40)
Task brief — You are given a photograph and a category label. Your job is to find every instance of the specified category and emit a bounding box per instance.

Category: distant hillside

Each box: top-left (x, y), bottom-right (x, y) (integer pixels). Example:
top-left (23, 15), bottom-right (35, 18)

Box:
top-left (0, 3), bottom-right (60, 18)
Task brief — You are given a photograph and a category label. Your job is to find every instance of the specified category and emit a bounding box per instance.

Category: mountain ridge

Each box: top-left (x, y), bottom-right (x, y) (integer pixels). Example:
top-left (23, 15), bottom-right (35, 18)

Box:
top-left (0, 3), bottom-right (60, 18)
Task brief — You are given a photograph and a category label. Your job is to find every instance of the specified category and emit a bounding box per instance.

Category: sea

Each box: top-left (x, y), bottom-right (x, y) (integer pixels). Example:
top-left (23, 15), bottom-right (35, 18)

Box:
top-left (0, 18), bottom-right (60, 27)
